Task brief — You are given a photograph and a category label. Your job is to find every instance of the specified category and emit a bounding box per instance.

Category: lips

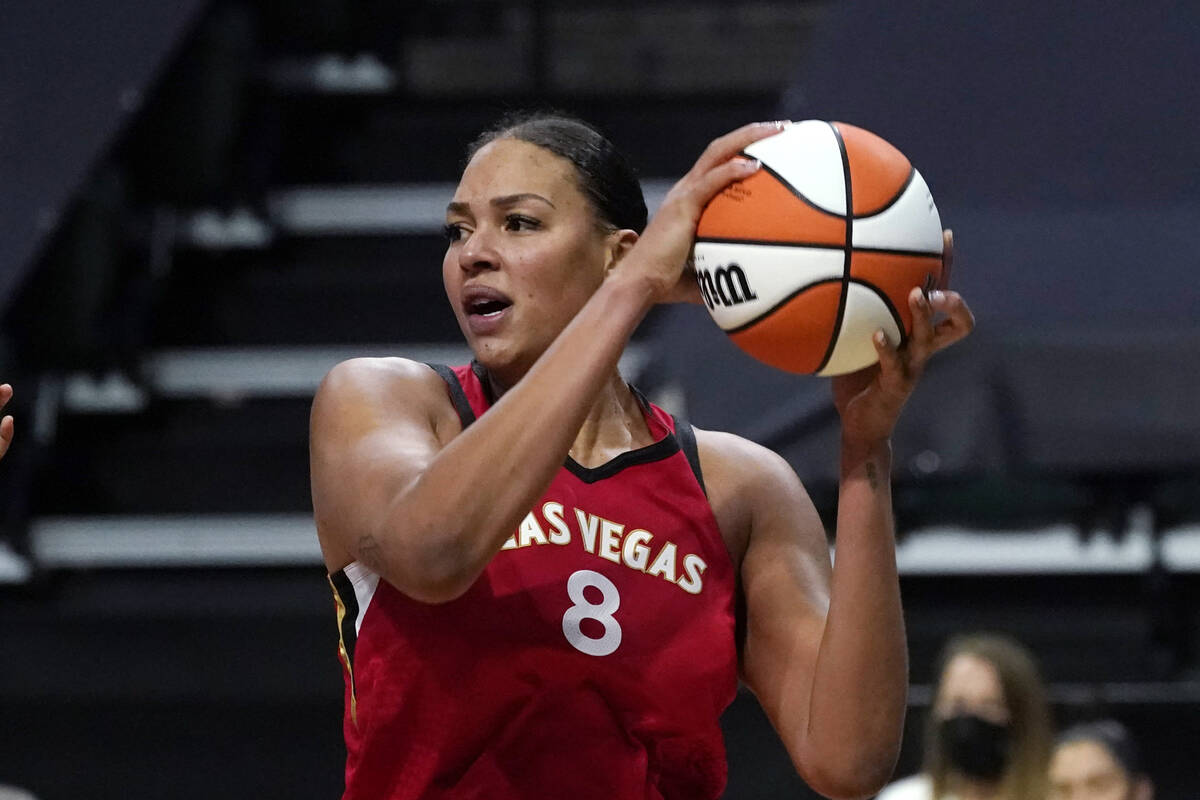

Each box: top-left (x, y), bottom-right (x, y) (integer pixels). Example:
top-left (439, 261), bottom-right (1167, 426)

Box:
top-left (461, 284), bottom-right (513, 334)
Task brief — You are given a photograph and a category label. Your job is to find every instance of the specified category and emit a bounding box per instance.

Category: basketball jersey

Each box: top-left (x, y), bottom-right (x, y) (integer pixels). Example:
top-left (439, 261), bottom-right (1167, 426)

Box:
top-left (328, 362), bottom-right (739, 799)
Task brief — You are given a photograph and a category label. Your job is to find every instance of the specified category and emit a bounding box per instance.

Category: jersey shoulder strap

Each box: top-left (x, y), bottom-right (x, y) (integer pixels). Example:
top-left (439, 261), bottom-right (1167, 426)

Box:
top-left (670, 414), bottom-right (707, 497)
top-left (426, 363), bottom-right (476, 429)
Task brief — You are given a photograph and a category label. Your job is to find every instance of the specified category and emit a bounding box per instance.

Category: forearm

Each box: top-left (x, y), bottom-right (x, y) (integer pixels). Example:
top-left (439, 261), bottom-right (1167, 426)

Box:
top-left (381, 271), bottom-right (656, 599)
top-left (802, 438), bottom-right (907, 790)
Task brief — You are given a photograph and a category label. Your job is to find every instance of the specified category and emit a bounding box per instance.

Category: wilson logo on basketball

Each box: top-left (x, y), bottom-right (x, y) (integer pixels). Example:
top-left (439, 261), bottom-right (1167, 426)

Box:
top-left (697, 263), bottom-right (758, 310)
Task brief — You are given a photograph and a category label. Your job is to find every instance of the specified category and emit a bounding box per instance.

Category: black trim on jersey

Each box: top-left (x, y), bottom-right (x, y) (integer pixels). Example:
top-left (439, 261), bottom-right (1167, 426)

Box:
top-left (471, 359), bottom-right (496, 405)
top-left (330, 568), bottom-right (360, 670)
top-left (564, 436), bottom-right (681, 484)
top-left (427, 363), bottom-right (477, 429)
top-left (431, 363), bottom-right (686, 484)
top-left (672, 416), bottom-right (707, 497)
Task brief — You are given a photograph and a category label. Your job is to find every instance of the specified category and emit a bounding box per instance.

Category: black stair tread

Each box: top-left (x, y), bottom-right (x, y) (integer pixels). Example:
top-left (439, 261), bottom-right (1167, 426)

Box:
top-left (271, 93), bottom-right (781, 184)
top-left (35, 398), bottom-right (314, 514)
top-left (153, 234), bottom-right (460, 345)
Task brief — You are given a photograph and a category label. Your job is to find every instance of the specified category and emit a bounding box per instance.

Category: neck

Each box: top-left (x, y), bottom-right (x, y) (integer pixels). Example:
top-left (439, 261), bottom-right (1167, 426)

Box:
top-left (569, 370), bottom-right (653, 467)
top-left (477, 361), bottom-right (654, 467)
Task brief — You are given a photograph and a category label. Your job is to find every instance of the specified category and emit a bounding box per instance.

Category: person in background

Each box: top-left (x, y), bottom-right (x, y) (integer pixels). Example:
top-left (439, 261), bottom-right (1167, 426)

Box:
top-left (0, 383), bottom-right (13, 462)
top-left (878, 633), bottom-right (1053, 800)
top-left (1049, 719), bottom-right (1153, 800)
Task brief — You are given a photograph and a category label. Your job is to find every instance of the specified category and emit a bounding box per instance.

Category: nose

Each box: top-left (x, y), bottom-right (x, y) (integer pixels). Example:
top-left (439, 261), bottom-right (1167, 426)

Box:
top-left (458, 226), bottom-right (500, 274)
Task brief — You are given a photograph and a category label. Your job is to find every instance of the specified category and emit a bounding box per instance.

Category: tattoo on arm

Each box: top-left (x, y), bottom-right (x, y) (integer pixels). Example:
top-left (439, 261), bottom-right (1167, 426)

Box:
top-left (865, 461), bottom-right (879, 491)
top-left (357, 534), bottom-right (384, 571)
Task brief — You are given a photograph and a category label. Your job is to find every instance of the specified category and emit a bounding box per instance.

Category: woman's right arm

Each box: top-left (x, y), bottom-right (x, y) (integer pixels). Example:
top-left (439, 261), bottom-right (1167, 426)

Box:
top-left (310, 122), bottom-right (783, 603)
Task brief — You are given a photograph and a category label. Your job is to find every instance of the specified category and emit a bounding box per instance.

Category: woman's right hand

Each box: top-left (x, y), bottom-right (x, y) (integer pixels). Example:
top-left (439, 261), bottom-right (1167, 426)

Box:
top-left (616, 121), bottom-right (786, 304)
top-left (0, 384), bottom-right (13, 461)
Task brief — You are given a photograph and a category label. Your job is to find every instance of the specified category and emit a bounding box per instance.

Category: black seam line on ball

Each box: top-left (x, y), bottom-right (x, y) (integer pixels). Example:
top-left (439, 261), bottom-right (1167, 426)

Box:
top-left (744, 152), bottom-right (846, 220)
top-left (854, 277), bottom-right (909, 349)
top-left (852, 246), bottom-right (943, 258)
top-left (694, 236), bottom-right (844, 251)
top-left (815, 122), bottom-right (854, 374)
top-left (721, 277), bottom-right (844, 336)
top-left (855, 167), bottom-right (916, 218)
top-left (694, 238), bottom-right (941, 259)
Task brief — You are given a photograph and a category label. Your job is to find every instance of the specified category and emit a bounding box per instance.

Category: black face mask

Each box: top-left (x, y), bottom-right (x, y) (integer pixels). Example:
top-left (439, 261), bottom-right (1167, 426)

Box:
top-left (937, 713), bottom-right (1012, 781)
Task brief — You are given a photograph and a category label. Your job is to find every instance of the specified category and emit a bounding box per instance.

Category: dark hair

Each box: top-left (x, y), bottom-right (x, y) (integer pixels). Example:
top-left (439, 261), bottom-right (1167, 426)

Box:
top-left (466, 111), bottom-right (648, 233)
top-left (1057, 719), bottom-right (1143, 777)
top-left (925, 633), bottom-right (1053, 800)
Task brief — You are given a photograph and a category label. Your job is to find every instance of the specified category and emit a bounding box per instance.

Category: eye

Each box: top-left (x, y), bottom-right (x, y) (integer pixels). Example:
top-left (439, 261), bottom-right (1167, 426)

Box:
top-left (443, 223), bottom-right (467, 242)
top-left (504, 214), bottom-right (541, 232)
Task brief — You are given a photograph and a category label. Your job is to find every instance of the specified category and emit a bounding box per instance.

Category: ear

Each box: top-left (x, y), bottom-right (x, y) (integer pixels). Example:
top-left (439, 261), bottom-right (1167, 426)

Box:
top-left (603, 228), bottom-right (639, 274)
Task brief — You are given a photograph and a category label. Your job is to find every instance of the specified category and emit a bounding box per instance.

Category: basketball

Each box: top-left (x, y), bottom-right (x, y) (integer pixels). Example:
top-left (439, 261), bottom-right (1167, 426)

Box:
top-left (693, 120), bottom-right (944, 376)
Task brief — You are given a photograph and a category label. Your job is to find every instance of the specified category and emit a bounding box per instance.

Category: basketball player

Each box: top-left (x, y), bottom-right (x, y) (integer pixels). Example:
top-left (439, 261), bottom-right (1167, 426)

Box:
top-left (309, 113), bottom-right (975, 799)
top-left (0, 384), bottom-right (13, 462)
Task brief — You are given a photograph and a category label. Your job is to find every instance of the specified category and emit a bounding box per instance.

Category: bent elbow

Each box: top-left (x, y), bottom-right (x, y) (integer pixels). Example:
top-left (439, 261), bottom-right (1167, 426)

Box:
top-left (381, 529), bottom-right (483, 605)
top-left (791, 742), bottom-right (900, 800)
top-left (396, 574), bottom-right (474, 605)
top-left (800, 769), bottom-right (892, 800)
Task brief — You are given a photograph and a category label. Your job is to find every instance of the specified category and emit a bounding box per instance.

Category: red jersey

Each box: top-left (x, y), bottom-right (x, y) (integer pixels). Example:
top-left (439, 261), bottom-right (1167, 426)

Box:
top-left (328, 362), bottom-right (738, 799)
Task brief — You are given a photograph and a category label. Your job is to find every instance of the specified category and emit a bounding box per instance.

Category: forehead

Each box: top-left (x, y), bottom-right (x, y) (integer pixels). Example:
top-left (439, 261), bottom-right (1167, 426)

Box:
top-left (939, 653), bottom-right (1005, 703)
top-left (453, 138), bottom-right (584, 209)
top-left (1051, 740), bottom-right (1123, 780)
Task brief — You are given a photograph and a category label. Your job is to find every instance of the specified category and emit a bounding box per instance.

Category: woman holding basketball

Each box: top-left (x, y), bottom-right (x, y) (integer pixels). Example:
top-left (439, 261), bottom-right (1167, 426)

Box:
top-left (310, 113), bottom-right (974, 799)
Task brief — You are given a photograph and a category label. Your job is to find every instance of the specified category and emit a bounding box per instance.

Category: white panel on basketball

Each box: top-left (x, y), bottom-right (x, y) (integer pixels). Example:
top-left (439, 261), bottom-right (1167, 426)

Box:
top-left (817, 283), bottom-right (902, 376)
top-left (851, 169), bottom-right (944, 254)
top-left (744, 121), bottom-right (846, 216)
top-left (693, 242), bottom-right (845, 331)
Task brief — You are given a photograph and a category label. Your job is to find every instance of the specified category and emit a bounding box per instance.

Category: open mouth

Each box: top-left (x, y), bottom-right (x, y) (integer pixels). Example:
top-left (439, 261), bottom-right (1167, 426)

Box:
top-left (461, 285), bottom-right (513, 327)
top-left (468, 299), bottom-right (510, 318)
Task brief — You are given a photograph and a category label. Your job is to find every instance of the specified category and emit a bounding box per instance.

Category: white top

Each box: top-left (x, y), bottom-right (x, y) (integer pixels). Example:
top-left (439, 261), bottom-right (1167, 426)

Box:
top-left (0, 786), bottom-right (39, 800)
top-left (876, 774), bottom-right (952, 800)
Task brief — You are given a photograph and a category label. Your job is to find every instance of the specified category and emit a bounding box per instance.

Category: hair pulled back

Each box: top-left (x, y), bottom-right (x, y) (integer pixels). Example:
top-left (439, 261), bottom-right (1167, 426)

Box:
top-left (1056, 719), bottom-right (1143, 777)
top-left (466, 111), bottom-right (648, 234)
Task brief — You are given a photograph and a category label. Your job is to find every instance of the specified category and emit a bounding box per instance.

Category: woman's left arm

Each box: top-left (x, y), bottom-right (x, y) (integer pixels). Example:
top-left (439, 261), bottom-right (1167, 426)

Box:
top-left (732, 232), bottom-right (975, 798)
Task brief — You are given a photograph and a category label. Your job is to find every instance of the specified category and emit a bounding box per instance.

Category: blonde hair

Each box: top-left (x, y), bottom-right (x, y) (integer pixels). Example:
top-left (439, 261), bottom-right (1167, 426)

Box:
top-left (924, 633), bottom-right (1053, 800)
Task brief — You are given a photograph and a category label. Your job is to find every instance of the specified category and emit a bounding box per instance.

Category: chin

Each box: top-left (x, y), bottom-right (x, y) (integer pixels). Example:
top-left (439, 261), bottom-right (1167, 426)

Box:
top-left (470, 338), bottom-right (542, 385)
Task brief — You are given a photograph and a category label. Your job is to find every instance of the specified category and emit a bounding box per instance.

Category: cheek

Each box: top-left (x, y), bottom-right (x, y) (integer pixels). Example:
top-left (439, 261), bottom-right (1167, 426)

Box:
top-left (442, 252), bottom-right (461, 302)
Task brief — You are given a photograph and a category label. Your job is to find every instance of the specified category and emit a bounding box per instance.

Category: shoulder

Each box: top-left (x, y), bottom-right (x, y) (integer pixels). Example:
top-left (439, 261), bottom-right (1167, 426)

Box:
top-left (316, 356), bottom-right (446, 403)
top-left (314, 357), bottom-right (451, 419)
top-left (311, 357), bottom-right (461, 445)
top-left (692, 427), bottom-right (818, 565)
top-left (692, 427), bottom-right (797, 486)
top-left (875, 774), bottom-right (933, 800)
top-left (693, 427), bottom-right (810, 515)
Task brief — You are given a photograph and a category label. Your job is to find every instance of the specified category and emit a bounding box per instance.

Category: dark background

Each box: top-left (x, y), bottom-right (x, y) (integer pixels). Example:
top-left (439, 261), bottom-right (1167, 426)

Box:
top-left (1, 1), bottom-right (1198, 797)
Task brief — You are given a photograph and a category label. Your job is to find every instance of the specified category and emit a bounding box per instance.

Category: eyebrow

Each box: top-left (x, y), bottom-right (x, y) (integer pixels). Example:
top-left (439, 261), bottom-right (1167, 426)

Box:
top-left (446, 193), bottom-right (556, 216)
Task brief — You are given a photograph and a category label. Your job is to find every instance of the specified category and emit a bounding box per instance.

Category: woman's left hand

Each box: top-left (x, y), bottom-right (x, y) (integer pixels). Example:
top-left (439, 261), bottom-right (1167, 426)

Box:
top-left (832, 230), bottom-right (975, 446)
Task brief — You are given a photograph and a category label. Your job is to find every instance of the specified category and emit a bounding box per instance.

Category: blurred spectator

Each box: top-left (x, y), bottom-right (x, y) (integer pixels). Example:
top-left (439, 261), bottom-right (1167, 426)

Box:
top-left (1049, 720), bottom-right (1153, 800)
top-left (878, 633), bottom-right (1053, 800)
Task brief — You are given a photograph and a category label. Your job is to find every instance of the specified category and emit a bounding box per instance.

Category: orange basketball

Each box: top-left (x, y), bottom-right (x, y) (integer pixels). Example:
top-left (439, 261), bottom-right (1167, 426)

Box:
top-left (693, 120), bottom-right (944, 375)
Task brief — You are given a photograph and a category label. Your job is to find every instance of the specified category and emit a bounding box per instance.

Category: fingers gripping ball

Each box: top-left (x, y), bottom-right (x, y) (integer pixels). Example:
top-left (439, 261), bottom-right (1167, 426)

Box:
top-left (693, 120), bottom-right (943, 375)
